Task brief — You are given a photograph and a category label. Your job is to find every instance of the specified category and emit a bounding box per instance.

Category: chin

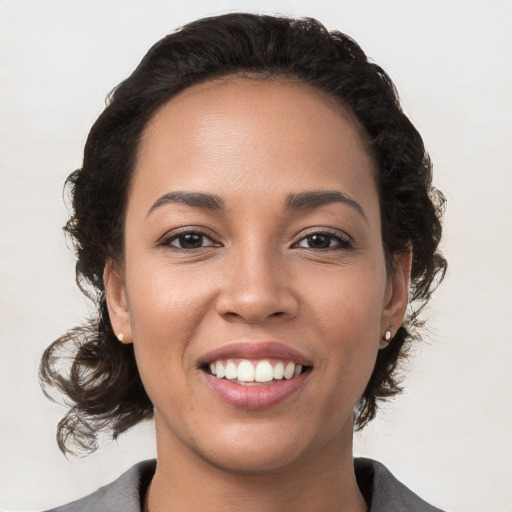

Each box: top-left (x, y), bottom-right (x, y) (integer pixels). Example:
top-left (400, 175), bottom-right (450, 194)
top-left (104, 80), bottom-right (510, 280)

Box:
top-left (201, 439), bottom-right (308, 476)
top-left (188, 417), bottom-right (334, 476)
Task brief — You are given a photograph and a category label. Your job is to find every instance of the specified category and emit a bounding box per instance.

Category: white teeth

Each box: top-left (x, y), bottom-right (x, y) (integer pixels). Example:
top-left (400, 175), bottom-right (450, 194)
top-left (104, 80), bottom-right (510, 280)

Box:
top-left (237, 360), bottom-right (255, 382)
top-left (273, 361), bottom-right (284, 380)
top-left (225, 360), bottom-right (238, 380)
top-left (284, 362), bottom-right (295, 380)
top-left (216, 361), bottom-right (225, 379)
top-left (209, 359), bottom-right (304, 382)
top-left (255, 361), bottom-right (274, 382)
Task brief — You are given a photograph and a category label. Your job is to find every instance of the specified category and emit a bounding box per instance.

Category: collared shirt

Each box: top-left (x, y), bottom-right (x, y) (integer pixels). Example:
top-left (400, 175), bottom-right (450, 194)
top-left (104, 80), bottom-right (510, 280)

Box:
top-left (45, 458), bottom-right (445, 511)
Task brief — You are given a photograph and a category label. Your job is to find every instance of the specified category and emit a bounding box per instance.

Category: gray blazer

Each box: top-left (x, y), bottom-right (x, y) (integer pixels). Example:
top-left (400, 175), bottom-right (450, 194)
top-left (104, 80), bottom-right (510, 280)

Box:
top-left (45, 458), bottom-right (445, 511)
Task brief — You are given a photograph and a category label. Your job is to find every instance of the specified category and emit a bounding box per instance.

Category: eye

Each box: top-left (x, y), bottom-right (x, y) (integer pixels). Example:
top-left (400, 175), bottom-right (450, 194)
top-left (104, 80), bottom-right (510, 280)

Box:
top-left (295, 231), bottom-right (352, 250)
top-left (164, 231), bottom-right (219, 250)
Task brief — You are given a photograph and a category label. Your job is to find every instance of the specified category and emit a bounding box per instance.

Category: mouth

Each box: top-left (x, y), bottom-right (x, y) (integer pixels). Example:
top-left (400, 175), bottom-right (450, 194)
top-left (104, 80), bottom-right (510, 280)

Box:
top-left (198, 341), bottom-right (312, 408)
top-left (203, 358), bottom-right (309, 385)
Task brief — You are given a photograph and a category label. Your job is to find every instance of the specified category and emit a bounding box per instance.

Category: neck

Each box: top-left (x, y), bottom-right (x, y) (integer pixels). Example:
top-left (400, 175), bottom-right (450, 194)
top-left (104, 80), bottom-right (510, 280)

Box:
top-left (145, 416), bottom-right (367, 512)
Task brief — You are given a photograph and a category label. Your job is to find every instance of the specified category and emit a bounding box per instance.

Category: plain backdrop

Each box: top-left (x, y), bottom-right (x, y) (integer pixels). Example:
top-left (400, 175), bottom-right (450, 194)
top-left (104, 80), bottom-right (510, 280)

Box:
top-left (1, 1), bottom-right (511, 511)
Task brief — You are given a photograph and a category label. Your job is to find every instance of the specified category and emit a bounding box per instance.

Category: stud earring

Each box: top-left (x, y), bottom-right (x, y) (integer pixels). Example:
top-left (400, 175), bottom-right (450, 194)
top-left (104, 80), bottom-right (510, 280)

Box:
top-left (117, 333), bottom-right (124, 342)
top-left (384, 330), bottom-right (392, 342)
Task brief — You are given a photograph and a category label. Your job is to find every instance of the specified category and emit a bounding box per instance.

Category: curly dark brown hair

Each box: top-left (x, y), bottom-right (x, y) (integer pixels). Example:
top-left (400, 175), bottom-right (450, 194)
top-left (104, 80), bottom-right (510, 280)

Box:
top-left (39, 12), bottom-right (446, 456)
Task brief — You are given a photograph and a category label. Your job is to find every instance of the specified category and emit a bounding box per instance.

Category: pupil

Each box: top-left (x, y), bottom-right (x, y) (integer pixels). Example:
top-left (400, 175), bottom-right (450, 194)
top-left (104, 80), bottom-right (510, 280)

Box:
top-left (308, 234), bottom-right (330, 249)
top-left (180, 234), bottom-right (202, 248)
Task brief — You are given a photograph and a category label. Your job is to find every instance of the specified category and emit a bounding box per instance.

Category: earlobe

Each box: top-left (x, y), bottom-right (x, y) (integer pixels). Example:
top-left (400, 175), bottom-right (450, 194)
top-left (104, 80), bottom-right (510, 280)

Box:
top-left (380, 248), bottom-right (413, 348)
top-left (103, 259), bottom-right (133, 344)
top-left (379, 330), bottom-right (393, 349)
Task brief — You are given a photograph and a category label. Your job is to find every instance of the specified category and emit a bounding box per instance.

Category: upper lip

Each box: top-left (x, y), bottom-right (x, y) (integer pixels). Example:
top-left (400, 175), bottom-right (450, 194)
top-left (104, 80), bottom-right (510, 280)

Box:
top-left (198, 341), bottom-right (312, 367)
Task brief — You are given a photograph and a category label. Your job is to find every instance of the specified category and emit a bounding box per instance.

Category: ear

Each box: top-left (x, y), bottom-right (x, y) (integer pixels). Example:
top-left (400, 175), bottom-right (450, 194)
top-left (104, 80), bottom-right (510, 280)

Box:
top-left (379, 247), bottom-right (413, 349)
top-left (103, 258), bottom-right (133, 344)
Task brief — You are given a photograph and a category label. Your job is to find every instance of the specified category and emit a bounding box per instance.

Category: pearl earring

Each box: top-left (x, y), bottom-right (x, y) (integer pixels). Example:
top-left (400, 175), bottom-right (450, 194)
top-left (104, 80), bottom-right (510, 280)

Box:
top-left (117, 333), bottom-right (124, 342)
top-left (384, 330), bottom-right (392, 341)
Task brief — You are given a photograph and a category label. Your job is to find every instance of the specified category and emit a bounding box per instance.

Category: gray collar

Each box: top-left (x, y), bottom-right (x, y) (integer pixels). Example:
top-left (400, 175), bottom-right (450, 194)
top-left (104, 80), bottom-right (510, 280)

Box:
top-left (47, 457), bottom-right (444, 511)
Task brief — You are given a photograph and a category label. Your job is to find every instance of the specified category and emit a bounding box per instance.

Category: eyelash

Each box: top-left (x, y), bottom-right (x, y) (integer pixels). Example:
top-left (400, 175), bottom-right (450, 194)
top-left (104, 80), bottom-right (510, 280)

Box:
top-left (160, 227), bottom-right (353, 252)
top-left (160, 228), bottom-right (221, 250)
top-left (293, 229), bottom-right (353, 251)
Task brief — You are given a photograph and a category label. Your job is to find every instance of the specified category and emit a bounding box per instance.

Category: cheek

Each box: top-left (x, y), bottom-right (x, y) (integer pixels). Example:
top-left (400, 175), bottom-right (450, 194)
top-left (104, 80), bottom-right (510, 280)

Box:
top-left (127, 263), bottom-right (211, 339)
top-left (124, 265), bottom-right (215, 395)
top-left (299, 263), bottom-right (385, 384)
top-left (302, 262), bottom-right (385, 336)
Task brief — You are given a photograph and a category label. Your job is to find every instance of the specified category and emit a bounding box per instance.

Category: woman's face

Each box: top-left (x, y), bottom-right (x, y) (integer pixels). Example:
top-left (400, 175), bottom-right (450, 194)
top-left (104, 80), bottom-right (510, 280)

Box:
top-left (106, 78), bottom-right (408, 473)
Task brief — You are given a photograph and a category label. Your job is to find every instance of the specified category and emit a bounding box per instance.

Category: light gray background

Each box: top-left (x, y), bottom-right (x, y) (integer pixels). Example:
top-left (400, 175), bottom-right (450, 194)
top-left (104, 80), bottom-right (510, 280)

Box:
top-left (1, 1), bottom-right (511, 511)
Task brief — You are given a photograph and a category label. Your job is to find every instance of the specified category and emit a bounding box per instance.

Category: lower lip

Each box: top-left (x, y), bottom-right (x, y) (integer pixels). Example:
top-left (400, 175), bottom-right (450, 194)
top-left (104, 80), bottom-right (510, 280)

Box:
top-left (202, 371), bottom-right (309, 409)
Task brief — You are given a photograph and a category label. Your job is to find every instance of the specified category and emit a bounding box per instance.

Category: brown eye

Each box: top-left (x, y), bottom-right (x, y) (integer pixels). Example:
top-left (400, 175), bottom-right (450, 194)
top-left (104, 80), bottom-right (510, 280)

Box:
top-left (296, 232), bottom-right (352, 250)
top-left (304, 234), bottom-right (331, 249)
top-left (167, 232), bottom-right (217, 249)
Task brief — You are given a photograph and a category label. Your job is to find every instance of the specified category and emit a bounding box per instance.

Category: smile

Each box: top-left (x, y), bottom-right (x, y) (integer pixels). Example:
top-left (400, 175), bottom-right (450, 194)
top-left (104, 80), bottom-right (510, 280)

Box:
top-left (208, 359), bottom-right (303, 383)
top-left (199, 341), bottom-right (312, 409)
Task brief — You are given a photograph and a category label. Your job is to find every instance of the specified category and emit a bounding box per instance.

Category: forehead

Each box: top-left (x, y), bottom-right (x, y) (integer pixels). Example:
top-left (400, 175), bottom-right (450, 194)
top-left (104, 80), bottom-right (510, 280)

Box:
top-left (132, 77), bottom-right (377, 212)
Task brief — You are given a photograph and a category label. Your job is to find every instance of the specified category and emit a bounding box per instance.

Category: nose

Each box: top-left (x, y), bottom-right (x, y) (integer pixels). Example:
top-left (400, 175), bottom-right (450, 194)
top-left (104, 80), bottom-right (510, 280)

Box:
top-left (216, 246), bottom-right (299, 324)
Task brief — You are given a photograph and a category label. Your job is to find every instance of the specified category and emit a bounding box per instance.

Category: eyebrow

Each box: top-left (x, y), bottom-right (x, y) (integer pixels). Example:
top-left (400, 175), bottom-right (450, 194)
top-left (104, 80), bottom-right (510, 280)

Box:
top-left (146, 189), bottom-right (367, 222)
top-left (147, 191), bottom-right (225, 217)
top-left (284, 190), bottom-right (368, 222)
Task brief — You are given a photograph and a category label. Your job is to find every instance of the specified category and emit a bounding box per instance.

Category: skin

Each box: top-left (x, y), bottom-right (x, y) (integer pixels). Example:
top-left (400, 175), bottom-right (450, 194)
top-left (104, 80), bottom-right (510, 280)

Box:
top-left (105, 78), bottom-right (411, 511)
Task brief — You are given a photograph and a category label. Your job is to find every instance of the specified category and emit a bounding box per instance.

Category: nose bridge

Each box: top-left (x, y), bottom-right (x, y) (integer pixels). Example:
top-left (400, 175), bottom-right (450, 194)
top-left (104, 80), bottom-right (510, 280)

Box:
top-left (216, 237), bottom-right (298, 323)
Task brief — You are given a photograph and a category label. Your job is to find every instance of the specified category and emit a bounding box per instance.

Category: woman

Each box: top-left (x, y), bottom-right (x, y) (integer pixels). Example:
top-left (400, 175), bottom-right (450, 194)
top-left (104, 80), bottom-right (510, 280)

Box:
top-left (40, 13), bottom-right (446, 511)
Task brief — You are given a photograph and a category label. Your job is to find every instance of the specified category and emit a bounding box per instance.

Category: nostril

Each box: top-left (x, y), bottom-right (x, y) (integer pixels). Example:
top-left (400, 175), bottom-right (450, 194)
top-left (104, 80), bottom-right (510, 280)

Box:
top-left (216, 288), bottom-right (299, 324)
top-left (225, 311), bottom-right (242, 319)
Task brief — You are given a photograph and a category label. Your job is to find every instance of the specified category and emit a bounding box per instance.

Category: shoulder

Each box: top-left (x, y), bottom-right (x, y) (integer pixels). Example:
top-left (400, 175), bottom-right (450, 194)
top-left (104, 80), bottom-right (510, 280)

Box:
top-left (354, 457), bottom-right (445, 512)
top-left (44, 457), bottom-right (444, 511)
top-left (44, 459), bottom-right (156, 512)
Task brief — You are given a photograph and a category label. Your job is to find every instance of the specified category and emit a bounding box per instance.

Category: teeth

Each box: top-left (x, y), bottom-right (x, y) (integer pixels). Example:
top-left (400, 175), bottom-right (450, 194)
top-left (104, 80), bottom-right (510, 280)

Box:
top-left (225, 361), bottom-right (237, 380)
top-left (273, 361), bottom-right (284, 380)
top-left (284, 362), bottom-right (295, 380)
top-left (254, 361), bottom-right (274, 382)
top-left (209, 359), bottom-right (304, 382)
top-left (237, 360), bottom-right (255, 382)
top-left (216, 361), bottom-right (225, 378)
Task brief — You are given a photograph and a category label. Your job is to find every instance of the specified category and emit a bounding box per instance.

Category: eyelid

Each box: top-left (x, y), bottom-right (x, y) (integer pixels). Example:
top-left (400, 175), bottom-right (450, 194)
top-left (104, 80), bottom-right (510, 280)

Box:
top-left (156, 226), bottom-right (352, 251)
top-left (157, 226), bottom-right (222, 248)
top-left (292, 227), bottom-right (353, 249)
